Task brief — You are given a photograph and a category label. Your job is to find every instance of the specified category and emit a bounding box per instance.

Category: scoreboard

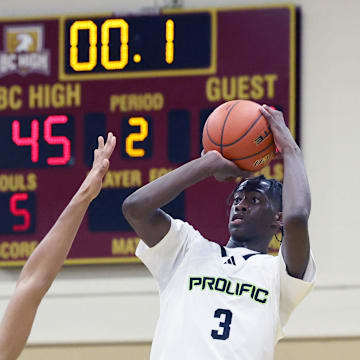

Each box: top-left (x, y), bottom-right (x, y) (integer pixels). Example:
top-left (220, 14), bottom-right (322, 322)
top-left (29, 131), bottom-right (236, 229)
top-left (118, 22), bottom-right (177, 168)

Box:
top-left (0, 5), bottom-right (299, 266)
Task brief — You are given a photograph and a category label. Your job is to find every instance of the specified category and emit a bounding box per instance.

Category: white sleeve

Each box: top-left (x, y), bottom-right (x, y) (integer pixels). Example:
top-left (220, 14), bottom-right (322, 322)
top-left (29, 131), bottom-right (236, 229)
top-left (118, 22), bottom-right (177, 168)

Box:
top-left (135, 217), bottom-right (202, 291)
top-left (277, 246), bottom-right (316, 328)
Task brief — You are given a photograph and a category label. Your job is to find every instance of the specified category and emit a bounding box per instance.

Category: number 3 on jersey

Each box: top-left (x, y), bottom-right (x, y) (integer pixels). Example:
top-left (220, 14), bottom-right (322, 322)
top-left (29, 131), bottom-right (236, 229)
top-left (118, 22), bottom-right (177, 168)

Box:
top-left (211, 308), bottom-right (233, 340)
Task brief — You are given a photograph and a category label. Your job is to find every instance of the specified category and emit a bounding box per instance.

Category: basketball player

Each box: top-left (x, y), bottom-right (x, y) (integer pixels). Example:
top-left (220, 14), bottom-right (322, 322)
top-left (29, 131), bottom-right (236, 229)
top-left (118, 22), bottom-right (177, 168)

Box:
top-left (122, 105), bottom-right (315, 360)
top-left (0, 133), bottom-right (116, 360)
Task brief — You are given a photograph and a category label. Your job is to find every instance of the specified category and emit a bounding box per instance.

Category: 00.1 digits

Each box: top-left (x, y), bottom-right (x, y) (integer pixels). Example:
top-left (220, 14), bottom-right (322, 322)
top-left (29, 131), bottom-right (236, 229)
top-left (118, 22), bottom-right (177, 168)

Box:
top-left (69, 18), bottom-right (175, 72)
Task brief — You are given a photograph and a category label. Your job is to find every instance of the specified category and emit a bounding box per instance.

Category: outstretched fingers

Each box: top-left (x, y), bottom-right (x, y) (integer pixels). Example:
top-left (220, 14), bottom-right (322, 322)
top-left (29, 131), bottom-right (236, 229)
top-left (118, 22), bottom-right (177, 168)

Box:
top-left (103, 132), bottom-right (116, 159)
top-left (97, 133), bottom-right (116, 158)
top-left (92, 133), bottom-right (116, 169)
top-left (98, 135), bottom-right (105, 149)
top-left (93, 136), bottom-right (104, 162)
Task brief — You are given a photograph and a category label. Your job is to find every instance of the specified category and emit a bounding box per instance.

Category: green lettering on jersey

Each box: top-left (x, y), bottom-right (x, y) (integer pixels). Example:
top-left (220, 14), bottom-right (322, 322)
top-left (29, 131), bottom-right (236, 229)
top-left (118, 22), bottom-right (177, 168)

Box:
top-left (188, 276), bottom-right (270, 304)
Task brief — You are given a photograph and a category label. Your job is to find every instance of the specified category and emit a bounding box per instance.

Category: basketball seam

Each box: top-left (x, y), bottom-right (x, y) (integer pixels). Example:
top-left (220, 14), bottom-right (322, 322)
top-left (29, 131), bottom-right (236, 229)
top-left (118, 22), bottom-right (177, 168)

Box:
top-left (230, 141), bottom-right (275, 161)
top-left (205, 118), bottom-right (222, 147)
top-left (220, 101), bottom-right (241, 155)
top-left (222, 113), bottom-right (263, 147)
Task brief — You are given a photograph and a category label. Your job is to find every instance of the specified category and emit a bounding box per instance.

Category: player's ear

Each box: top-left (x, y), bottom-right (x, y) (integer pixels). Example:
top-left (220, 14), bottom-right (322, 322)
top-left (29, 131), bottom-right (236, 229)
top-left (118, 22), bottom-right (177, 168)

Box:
top-left (272, 211), bottom-right (283, 231)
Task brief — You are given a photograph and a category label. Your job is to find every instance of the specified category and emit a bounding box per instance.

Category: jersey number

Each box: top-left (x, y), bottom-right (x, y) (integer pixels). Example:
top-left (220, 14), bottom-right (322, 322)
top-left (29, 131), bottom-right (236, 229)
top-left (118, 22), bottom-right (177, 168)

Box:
top-left (211, 308), bottom-right (233, 340)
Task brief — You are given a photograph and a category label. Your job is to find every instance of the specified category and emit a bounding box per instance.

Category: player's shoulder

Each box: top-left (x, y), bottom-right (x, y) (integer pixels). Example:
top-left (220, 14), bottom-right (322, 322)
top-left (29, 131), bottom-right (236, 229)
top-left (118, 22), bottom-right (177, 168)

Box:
top-left (171, 218), bottom-right (208, 243)
top-left (254, 252), bottom-right (278, 265)
top-left (172, 217), bottom-right (220, 253)
top-left (244, 251), bottom-right (279, 271)
top-left (238, 252), bottom-right (280, 287)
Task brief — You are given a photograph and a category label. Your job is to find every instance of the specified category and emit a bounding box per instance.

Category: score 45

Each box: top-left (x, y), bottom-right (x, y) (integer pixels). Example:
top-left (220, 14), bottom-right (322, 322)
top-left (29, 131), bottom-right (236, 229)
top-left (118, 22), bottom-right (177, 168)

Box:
top-left (11, 115), bottom-right (73, 167)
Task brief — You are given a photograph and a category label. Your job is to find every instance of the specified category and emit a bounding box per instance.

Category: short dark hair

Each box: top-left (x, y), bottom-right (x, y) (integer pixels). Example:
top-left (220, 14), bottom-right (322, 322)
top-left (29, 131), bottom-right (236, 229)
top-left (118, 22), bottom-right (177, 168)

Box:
top-left (227, 175), bottom-right (283, 211)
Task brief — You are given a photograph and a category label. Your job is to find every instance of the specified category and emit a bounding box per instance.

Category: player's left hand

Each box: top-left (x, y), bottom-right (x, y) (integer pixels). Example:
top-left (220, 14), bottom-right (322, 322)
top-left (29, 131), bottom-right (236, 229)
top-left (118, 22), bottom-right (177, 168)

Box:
top-left (81, 132), bottom-right (116, 201)
top-left (201, 149), bottom-right (252, 181)
top-left (259, 105), bottom-right (298, 154)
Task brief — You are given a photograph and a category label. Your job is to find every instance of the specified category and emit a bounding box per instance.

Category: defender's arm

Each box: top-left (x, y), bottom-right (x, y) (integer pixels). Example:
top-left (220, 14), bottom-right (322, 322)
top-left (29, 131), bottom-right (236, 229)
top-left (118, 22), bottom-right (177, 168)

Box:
top-left (0, 133), bottom-right (116, 360)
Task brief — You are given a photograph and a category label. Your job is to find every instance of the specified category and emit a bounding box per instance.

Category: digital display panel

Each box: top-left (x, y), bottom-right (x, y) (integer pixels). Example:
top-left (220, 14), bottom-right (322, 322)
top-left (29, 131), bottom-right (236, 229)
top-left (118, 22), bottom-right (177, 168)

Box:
top-left (64, 14), bottom-right (212, 75)
top-left (0, 5), bottom-right (299, 266)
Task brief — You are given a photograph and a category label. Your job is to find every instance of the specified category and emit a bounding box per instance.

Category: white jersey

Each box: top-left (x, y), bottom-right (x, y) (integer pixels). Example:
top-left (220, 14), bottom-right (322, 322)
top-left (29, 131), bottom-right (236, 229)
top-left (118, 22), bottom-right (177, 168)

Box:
top-left (136, 217), bottom-right (316, 360)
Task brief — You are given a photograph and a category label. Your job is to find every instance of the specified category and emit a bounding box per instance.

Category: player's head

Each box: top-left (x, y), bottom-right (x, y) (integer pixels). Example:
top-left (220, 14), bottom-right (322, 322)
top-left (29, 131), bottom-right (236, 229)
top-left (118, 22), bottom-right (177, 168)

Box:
top-left (227, 175), bottom-right (282, 249)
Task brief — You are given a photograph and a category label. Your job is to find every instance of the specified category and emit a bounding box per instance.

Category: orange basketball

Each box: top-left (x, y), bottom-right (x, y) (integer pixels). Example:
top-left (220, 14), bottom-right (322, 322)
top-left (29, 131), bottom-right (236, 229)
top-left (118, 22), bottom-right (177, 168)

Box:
top-left (202, 100), bottom-right (276, 171)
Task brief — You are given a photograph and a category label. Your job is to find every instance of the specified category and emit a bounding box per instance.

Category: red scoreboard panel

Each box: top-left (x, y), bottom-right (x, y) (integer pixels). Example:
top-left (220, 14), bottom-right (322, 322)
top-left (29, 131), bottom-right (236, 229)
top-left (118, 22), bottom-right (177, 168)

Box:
top-left (0, 5), bottom-right (299, 266)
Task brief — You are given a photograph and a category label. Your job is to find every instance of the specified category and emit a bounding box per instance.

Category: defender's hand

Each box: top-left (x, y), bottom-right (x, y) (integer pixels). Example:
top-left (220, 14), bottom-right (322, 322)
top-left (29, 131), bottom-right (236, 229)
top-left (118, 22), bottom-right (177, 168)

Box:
top-left (260, 105), bottom-right (298, 154)
top-left (202, 150), bottom-right (251, 182)
top-left (81, 132), bottom-right (117, 200)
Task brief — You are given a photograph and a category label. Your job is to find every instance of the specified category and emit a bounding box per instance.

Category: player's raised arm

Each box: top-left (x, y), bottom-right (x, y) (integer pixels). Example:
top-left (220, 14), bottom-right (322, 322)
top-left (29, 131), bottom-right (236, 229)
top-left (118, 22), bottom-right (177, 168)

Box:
top-left (122, 151), bottom-right (250, 248)
top-left (260, 105), bottom-right (311, 279)
top-left (0, 133), bottom-right (116, 360)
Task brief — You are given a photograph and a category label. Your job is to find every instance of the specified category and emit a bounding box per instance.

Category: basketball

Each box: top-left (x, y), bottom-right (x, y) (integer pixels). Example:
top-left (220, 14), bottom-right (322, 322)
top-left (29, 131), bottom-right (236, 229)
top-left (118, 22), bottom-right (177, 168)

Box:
top-left (202, 100), bottom-right (276, 171)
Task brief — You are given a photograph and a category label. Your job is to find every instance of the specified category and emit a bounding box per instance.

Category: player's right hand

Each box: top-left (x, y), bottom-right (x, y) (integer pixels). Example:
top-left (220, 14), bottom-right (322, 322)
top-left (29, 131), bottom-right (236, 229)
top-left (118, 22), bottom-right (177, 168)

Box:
top-left (202, 150), bottom-right (251, 182)
top-left (82, 132), bottom-right (117, 201)
top-left (260, 105), bottom-right (298, 154)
